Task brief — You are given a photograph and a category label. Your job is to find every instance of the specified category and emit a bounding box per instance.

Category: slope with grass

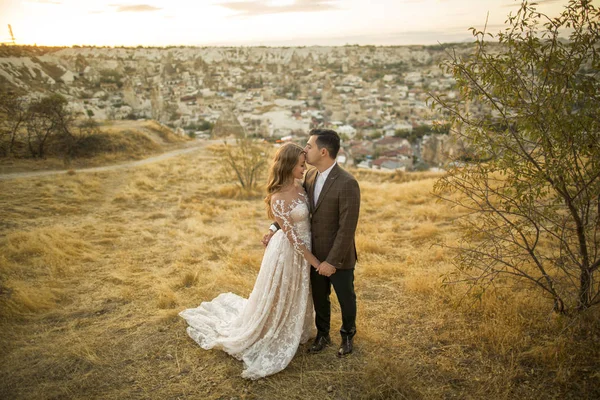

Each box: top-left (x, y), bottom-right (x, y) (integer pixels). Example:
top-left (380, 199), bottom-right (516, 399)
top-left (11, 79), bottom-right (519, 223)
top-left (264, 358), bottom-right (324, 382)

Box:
top-left (0, 119), bottom-right (191, 175)
top-left (0, 145), bottom-right (598, 399)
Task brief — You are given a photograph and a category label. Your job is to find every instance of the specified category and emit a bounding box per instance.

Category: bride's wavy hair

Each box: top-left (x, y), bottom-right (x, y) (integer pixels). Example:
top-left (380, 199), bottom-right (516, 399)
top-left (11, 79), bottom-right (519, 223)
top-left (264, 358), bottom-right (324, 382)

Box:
top-left (264, 142), bottom-right (306, 219)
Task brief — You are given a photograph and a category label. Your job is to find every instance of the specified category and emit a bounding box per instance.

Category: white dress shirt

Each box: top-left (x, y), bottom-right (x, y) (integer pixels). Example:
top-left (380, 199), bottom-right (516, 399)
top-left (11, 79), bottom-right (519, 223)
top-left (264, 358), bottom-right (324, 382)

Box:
top-left (313, 162), bottom-right (336, 206)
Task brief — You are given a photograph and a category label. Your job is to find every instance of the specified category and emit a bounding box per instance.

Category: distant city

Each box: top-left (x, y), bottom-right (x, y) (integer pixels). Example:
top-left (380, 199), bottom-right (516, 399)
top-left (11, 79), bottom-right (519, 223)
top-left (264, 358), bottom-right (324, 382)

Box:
top-left (0, 44), bottom-right (480, 171)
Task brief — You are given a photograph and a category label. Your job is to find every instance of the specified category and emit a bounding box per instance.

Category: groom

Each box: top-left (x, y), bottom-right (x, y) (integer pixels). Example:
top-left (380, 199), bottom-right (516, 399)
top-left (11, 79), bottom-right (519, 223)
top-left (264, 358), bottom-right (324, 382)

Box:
top-left (265, 128), bottom-right (361, 357)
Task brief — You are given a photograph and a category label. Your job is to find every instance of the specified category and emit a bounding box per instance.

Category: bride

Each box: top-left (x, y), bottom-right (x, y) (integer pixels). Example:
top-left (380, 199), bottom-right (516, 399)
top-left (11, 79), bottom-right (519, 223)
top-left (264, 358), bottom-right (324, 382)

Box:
top-left (179, 143), bottom-right (321, 379)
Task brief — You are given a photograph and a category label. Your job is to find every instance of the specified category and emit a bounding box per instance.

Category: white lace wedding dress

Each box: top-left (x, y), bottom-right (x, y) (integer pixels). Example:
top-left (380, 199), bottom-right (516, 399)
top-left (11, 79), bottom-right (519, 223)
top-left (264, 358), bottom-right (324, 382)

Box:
top-left (179, 188), bottom-right (315, 379)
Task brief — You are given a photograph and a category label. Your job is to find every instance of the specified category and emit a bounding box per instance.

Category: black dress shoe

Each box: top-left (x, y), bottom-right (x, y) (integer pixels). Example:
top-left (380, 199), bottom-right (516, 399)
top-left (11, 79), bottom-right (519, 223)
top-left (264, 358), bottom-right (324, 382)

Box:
top-left (307, 335), bottom-right (331, 353)
top-left (337, 337), bottom-right (353, 357)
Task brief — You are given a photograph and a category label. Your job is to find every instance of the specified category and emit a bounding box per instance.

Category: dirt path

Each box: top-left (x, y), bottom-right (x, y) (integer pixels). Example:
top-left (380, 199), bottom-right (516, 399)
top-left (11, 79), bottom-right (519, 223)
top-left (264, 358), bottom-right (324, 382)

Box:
top-left (0, 141), bottom-right (211, 181)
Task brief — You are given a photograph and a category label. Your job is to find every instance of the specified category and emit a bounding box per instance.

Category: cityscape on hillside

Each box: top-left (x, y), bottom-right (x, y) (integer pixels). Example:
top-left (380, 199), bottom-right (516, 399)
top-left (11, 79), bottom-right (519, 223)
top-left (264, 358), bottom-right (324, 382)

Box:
top-left (0, 44), bottom-right (478, 171)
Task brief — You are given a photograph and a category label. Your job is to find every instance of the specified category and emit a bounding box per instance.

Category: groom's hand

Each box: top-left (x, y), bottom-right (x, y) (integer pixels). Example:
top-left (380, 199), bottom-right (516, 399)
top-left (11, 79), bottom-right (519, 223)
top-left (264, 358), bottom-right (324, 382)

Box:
top-left (317, 261), bottom-right (336, 276)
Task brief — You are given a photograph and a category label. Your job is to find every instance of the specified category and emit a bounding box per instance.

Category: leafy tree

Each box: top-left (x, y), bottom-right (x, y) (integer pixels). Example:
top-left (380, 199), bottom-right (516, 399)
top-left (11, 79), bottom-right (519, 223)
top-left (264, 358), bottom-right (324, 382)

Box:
top-left (26, 94), bottom-right (71, 158)
top-left (394, 129), bottom-right (418, 144)
top-left (367, 131), bottom-right (382, 140)
top-left (198, 120), bottom-right (214, 131)
top-left (99, 69), bottom-right (123, 88)
top-left (60, 117), bottom-right (99, 165)
top-left (11, 94), bottom-right (97, 163)
top-left (185, 120), bottom-right (213, 132)
top-left (432, 0), bottom-right (600, 312)
top-left (395, 124), bottom-right (445, 144)
top-left (0, 92), bottom-right (28, 156)
top-left (412, 125), bottom-right (432, 137)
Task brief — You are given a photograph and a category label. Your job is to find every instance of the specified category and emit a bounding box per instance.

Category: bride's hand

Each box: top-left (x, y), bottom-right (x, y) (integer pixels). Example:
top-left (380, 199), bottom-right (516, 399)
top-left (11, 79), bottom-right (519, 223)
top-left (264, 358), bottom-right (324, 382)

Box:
top-left (261, 231), bottom-right (274, 247)
top-left (317, 261), bottom-right (336, 276)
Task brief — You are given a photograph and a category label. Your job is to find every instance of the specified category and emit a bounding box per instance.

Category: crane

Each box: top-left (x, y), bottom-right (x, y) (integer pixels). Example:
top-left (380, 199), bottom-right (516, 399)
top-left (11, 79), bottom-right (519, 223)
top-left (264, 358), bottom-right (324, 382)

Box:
top-left (8, 24), bottom-right (15, 45)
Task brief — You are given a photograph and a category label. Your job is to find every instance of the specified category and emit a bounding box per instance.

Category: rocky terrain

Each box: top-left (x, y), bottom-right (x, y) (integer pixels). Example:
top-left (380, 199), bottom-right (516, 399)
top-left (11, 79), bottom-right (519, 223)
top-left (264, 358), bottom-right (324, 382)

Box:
top-left (1, 44), bottom-right (474, 169)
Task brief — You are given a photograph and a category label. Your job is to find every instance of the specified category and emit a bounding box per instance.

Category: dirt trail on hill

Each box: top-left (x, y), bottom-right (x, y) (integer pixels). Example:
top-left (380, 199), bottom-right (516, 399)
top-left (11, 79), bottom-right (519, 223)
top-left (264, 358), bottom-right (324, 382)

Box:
top-left (0, 141), bottom-right (213, 181)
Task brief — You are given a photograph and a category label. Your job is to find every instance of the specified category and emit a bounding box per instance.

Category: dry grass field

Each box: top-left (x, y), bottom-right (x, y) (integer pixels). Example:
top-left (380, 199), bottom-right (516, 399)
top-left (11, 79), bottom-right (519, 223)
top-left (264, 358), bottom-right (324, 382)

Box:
top-left (1, 142), bottom-right (599, 399)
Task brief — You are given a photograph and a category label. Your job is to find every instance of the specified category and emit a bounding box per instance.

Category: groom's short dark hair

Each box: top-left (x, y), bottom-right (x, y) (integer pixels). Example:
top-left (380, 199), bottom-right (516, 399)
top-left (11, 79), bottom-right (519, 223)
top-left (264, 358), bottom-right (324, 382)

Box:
top-left (310, 128), bottom-right (340, 159)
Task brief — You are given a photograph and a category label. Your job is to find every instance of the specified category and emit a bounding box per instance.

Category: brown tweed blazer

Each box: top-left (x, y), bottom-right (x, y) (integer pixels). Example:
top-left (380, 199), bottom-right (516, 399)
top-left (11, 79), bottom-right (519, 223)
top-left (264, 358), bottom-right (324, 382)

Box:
top-left (303, 164), bottom-right (361, 270)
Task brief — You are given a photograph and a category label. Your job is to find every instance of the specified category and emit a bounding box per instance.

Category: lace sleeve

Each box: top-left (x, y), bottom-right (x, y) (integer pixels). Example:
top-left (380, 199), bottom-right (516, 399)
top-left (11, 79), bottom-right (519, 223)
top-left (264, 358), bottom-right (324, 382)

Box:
top-left (271, 198), bottom-right (309, 256)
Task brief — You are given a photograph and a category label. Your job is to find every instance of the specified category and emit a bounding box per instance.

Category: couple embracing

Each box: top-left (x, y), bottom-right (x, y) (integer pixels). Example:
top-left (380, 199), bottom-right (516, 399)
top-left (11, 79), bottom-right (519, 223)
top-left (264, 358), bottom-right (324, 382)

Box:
top-left (179, 129), bottom-right (361, 379)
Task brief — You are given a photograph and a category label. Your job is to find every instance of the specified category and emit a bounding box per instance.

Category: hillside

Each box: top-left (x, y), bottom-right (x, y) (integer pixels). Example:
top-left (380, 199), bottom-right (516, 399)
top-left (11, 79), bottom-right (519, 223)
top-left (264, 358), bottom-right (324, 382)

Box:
top-left (0, 44), bottom-right (467, 95)
top-left (0, 119), bottom-right (190, 174)
top-left (0, 144), bottom-right (598, 399)
top-left (1, 44), bottom-right (472, 168)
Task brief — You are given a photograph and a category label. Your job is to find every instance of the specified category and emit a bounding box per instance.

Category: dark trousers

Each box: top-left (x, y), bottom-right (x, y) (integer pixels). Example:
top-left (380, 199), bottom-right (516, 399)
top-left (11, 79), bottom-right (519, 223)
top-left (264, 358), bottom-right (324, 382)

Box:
top-left (310, 267), bottom-right (356, 340)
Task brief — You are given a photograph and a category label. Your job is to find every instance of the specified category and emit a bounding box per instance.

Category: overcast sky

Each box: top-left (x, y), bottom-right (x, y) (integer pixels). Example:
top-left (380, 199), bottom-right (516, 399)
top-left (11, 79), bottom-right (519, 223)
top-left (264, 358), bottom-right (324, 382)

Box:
top-left (0, 0), bottom-right (587, 47)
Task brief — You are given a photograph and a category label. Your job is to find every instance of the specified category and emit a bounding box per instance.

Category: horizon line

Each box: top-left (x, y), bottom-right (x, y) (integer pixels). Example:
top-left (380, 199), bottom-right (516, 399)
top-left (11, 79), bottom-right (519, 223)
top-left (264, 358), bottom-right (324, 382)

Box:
top-left (1, 41), bottom-right (475, 49)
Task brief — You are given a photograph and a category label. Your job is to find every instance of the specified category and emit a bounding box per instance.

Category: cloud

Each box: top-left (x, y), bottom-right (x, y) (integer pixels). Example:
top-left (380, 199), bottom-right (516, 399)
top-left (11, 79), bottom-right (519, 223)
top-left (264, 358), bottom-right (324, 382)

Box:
top-left (218, 0), bottom-right (341, 17)
top-left (110, 4), bottom-right (162, 12)
top-left (199, 24), bottom-right (488, 47)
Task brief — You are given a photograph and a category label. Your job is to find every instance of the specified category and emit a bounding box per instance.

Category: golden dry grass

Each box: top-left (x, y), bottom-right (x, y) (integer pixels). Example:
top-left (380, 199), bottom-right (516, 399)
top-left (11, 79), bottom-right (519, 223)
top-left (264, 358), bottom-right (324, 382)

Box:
top-left (0, 144), bottom-right (599, 399)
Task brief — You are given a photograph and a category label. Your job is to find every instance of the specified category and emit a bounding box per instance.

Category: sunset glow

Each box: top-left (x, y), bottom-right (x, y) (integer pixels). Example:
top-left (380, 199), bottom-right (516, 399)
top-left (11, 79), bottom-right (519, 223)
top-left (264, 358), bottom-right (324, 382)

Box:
top-left (0, 0), bottom-right (585, 47)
